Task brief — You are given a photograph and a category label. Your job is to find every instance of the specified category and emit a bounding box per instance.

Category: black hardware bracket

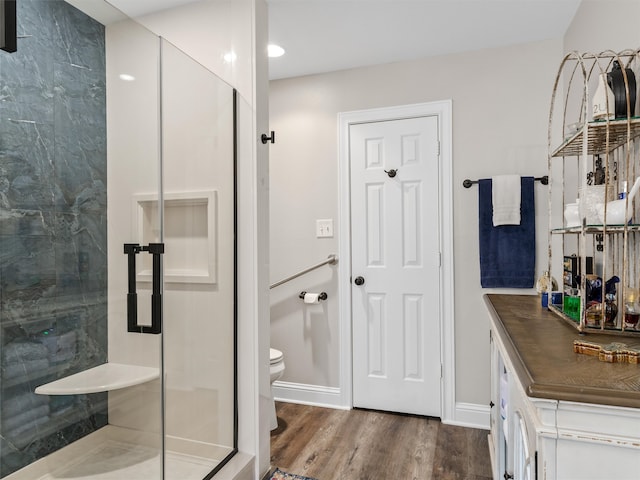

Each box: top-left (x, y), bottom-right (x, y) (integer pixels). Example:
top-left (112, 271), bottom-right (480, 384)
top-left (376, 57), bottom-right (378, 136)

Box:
top-left (124, 243), bottom-right (164, 334)
top-left (261, 131), bottom-right (275, 144)
top-left (1, 0), bottom-right (17, 53)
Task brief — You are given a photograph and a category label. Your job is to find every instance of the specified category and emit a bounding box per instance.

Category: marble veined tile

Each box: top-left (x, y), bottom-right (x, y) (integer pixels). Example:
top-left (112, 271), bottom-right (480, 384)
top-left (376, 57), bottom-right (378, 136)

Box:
top-left (1, 0), bottom-right (108, 475)
top-left (50, 0), bottom-right (105, 70)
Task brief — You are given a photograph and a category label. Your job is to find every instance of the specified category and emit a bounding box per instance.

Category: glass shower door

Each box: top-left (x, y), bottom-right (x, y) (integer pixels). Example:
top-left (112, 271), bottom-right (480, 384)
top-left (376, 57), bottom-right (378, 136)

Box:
top-left (109, 24), bottom-right (238, 480)
top-left (104, 9), bottom-right (165, 480)
top-left (159, 38), bottom-right (237, 479)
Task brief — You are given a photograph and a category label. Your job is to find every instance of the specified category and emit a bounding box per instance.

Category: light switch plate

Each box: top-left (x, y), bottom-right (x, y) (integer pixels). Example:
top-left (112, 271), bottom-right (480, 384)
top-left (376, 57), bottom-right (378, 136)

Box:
top-left (316, 219), bottom-right (333, 238)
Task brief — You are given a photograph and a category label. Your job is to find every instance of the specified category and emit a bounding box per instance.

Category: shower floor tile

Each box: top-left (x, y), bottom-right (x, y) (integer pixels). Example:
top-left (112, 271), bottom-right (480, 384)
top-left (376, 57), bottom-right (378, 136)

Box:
top-left (38, 440), bottom-right (214, 480)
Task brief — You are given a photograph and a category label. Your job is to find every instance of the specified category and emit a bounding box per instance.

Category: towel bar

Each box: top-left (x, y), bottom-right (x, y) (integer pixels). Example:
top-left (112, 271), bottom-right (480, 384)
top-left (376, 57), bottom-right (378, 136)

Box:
top-left (463, 175), bottom-right (548, 188)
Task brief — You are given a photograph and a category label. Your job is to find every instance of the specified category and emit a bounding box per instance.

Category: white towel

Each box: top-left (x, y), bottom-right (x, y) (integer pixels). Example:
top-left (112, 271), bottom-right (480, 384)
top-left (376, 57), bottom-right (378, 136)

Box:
top-left (492, 175), bottom-right (521, 226)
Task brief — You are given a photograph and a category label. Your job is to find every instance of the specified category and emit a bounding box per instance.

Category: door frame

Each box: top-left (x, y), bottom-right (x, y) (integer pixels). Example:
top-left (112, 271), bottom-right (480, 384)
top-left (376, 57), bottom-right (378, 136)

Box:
top-left (337, 100), bottom-right (455, 421)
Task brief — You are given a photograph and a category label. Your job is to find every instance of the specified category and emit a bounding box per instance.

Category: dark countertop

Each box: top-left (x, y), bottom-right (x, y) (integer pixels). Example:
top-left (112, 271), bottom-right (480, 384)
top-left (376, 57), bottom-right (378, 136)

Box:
top-left (484, 294), bottom-right (640, 409)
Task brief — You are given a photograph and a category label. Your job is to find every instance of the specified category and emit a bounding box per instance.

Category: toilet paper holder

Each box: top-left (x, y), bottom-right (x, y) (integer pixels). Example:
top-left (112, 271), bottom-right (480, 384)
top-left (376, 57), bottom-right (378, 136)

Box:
top-left (299, 291), bottom-right (328, 301)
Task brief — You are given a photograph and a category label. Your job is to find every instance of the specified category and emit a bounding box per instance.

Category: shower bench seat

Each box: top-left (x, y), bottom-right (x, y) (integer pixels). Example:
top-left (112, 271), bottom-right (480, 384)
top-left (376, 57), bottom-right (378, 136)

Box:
top-left (34, 362), bottom-right (160, 395)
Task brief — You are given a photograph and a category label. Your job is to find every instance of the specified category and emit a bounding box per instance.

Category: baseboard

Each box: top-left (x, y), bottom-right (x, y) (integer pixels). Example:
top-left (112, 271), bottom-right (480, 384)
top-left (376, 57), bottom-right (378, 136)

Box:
top-left (444, 402), bottom-right (490, 430)
top-left (273, 382), bottom-right (489, 430)
top-left (262, 468), bottom-right (275, 480)
top-left (272, 381), bottom-right (349, 410)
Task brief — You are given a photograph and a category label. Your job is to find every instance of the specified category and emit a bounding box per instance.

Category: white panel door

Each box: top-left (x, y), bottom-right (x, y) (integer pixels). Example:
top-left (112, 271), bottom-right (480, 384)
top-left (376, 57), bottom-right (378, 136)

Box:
top-left (350, 116), bottom-right (441, 416)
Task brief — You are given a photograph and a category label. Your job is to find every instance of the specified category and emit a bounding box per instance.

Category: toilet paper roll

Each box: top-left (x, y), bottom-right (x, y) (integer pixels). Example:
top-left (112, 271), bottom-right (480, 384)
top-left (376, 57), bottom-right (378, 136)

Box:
top-left (303, 293), bottom-right (320, 304)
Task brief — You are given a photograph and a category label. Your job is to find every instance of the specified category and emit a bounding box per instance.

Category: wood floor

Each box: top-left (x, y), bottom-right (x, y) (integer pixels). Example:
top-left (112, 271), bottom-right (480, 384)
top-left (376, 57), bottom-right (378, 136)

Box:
top-left (270, 402), bottom-right (492, 480)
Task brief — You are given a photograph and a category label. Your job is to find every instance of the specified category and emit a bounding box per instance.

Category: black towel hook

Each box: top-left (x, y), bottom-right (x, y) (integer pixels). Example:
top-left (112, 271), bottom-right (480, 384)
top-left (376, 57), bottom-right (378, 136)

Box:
top-left (261, 131), bottom-right (275, 144)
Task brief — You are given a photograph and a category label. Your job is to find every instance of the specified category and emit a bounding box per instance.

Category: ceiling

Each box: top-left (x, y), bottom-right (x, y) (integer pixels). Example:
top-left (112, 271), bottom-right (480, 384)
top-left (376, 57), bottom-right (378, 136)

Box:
top-left (267, 0), bottom-right (582, 80)
top-left (100, 0), bottom-right (582, 80)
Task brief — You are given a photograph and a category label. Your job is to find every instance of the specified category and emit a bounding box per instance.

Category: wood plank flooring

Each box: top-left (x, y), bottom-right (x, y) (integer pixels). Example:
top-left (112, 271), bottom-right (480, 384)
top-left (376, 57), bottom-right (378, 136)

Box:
top-left (270, 402), bottom-right (492, 480)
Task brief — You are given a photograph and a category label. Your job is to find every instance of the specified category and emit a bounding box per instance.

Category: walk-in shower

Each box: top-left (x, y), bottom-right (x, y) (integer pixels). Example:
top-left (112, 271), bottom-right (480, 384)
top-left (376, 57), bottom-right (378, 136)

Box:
top-left (0, 1), bottom-right (237, 478)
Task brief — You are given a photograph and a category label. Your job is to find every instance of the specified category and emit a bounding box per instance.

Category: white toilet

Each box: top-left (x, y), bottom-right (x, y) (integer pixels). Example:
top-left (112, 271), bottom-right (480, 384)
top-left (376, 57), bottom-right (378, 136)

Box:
top-left (269, 348), bottom-right (285, 430)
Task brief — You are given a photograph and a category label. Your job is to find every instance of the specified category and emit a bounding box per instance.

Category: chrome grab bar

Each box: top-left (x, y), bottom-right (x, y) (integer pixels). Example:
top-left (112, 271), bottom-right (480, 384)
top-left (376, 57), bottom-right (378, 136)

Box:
top-left (270, 254), bottom-right (338, 289)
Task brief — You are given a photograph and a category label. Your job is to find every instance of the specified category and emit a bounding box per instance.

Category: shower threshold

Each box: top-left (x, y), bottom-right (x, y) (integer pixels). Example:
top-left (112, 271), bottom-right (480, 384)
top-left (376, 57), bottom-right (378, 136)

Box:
top-left (5, 425), bottom-right (233, 480)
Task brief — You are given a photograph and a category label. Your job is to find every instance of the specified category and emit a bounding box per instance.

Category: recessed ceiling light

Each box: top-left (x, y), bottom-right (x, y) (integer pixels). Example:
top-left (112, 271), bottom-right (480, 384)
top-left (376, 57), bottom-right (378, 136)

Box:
top-left (119, 73), bottom-right (135, 82)
top-left (223, 51), bottom-right (237, 63)
top-left (268, 44), bottom-right (285, 58)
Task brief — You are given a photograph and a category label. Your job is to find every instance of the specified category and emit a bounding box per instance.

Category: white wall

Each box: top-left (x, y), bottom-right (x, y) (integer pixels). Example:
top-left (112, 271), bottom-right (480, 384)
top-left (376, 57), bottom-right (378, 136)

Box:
top-left (252, 0), bottom-right (273, 473)
top-left (564, 0), bottom-right (640, 54)
top-left (269, 38), bottom-right (563, 418)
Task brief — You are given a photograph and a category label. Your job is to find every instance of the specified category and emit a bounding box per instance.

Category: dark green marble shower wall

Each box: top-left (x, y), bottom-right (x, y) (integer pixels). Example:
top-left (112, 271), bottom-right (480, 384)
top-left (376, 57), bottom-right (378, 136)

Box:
top-left (0, 0), bottom-right (108, 476)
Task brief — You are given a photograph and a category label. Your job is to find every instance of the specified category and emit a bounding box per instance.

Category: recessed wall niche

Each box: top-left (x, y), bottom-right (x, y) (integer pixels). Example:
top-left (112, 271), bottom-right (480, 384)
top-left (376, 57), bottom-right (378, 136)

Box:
top-left (133, 191), bottom-right (217, 284)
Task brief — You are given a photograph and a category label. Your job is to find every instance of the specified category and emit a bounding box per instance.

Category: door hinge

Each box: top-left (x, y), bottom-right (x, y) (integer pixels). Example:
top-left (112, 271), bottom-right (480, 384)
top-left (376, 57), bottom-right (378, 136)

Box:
top-left (440, 364), bottom-right (443, 378)
top-left (436, 140), bottom-right (441, 157)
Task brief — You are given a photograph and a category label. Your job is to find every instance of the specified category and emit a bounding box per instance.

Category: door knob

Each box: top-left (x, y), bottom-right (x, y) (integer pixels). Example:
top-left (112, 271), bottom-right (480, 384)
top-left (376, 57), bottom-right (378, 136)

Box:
top-left (354, 276), bottom-right (365, 286)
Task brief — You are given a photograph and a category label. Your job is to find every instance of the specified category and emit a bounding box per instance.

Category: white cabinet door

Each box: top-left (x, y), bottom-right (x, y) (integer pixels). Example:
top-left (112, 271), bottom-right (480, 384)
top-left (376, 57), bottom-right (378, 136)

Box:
top-left (513, 411), bottom-right (532, 480)
top-left (489, 332), bottom-right (507, 480)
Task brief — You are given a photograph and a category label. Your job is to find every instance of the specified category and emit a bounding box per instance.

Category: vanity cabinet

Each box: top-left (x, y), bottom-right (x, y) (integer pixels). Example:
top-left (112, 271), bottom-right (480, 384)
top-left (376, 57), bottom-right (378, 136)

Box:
top-left (486, 294), bottom-right (640, 480)
top-left (489, 331), bottom-right (536, 480)
top-left (548, 49), bottom-right (640, 336)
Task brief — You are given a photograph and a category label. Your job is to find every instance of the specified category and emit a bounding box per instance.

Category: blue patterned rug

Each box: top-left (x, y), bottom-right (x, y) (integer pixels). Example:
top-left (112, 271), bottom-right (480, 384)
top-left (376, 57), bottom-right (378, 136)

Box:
top-left (270, 468), bottom-right (317, 480)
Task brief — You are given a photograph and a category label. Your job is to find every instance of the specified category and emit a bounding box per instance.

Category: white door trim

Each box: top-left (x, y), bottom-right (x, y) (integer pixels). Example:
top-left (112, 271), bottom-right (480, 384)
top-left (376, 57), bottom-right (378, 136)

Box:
top-left (338, 100), bottom-right (455, 422)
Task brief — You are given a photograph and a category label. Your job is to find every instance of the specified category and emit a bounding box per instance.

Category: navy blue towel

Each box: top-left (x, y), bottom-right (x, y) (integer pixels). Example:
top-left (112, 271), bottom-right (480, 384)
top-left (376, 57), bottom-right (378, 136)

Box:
top-left (479, 177), bottom-right (535, 288)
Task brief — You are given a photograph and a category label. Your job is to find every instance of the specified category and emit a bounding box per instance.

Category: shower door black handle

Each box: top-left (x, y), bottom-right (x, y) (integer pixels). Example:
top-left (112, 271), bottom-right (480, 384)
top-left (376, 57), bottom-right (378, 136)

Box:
top-left (124, 243), bottom-right (140, 331)
top-left (147, 243), bottom-right (164, 335)
top-left (1, 0), bottom-right (17, 53)
top-left (124, 243), bottom-right (164, 334)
